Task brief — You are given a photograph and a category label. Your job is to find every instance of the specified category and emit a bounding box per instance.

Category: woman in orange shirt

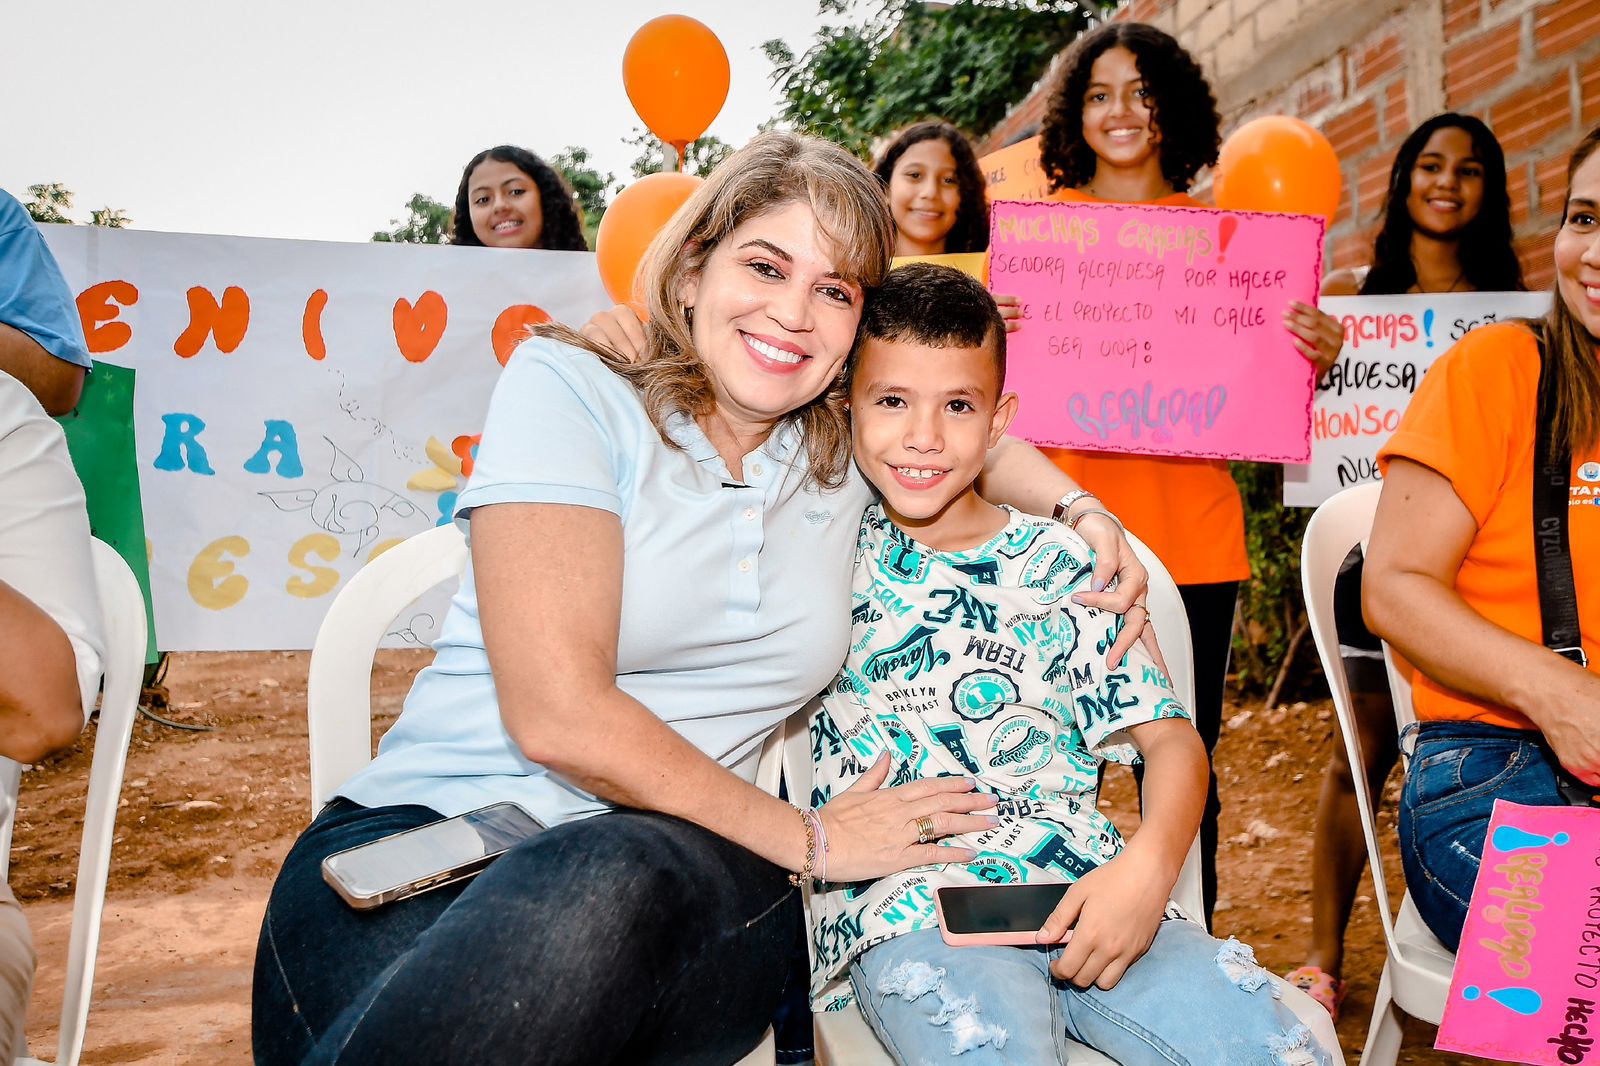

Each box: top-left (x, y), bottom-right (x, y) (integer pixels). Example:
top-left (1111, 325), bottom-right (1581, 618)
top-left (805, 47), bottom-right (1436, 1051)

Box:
top-left (1365, 126), bottom-right (1600, 950)
top-left (1033, 22), bottom-right (1344, 924)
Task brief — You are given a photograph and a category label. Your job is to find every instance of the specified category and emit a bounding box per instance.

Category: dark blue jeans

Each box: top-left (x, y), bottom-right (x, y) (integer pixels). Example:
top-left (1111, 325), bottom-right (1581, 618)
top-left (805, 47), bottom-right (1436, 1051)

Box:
top-left (1398, 721), bottom-right (1564, 951)
top-left (253, 799), bottom-right (801, 1065)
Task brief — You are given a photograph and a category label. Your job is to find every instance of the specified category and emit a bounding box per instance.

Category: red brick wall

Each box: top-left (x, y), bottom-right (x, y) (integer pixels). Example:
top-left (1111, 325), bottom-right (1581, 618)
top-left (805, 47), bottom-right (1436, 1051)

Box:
top-left (978, 0), bottom-right (1600, 288)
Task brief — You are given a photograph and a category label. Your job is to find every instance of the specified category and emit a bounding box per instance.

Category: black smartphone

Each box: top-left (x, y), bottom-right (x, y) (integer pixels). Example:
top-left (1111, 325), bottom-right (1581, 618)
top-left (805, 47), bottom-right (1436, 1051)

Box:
top-left (321, 801), bottom-right (546, 910)
top-left (934, 883), bottom-right (1071, 945)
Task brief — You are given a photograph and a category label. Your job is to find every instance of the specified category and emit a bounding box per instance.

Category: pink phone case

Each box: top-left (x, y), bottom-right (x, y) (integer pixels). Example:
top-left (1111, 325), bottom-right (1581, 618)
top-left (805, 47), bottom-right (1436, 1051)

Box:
top-left (933, 885), bottom-right (1069, 947)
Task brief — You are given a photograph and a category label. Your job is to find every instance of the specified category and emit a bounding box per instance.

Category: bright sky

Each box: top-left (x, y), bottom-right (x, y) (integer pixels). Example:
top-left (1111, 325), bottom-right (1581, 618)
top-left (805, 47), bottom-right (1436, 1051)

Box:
top-left (0, 1), bottom-right (845, 243)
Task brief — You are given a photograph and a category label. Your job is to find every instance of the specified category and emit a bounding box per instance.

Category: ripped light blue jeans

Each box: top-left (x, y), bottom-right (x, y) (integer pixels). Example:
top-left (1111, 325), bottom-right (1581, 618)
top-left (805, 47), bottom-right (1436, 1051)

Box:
top-left (850, 921), bottom-right (1331, 1065)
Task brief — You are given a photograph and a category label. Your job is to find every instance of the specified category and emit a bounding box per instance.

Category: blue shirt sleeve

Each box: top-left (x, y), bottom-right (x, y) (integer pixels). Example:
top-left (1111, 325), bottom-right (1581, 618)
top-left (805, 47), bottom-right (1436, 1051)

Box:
top-left (454, 338), bottom-right (626, 520)
top-left (0, 190), bottom-right (92, 370)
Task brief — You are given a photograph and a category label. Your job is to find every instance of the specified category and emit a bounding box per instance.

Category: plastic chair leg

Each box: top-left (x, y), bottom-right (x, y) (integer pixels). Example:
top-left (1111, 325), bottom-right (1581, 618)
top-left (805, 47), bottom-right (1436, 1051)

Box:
top-left (1361, 965), bottom-right (1405, 1066)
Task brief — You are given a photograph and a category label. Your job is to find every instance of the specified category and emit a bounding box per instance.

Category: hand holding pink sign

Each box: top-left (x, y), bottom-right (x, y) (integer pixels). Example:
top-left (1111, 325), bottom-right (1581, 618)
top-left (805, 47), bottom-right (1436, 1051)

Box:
top-left (988, 199), bottom-right (1324, 462)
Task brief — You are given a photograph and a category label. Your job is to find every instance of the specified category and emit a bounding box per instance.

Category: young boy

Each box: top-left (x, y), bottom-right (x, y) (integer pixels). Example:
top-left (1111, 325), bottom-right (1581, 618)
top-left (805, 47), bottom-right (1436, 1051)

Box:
top-left (808, 264), bottom-right (1327, 1065)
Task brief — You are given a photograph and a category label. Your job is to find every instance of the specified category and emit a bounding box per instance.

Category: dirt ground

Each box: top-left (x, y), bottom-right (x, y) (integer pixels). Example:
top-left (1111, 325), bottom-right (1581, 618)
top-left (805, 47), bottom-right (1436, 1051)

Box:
top-left (12, 651), bottom-right (1480, 1065)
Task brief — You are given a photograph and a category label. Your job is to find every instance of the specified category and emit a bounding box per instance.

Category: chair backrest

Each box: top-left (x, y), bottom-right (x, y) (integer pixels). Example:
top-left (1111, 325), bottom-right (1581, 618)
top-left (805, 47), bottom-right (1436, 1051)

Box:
top-left (780, 528), bottom-right (1206, 940)
top-left (1300, 483), bottom-right (1406, 954)
top-left (0, 540), bottom-right (147, 1066)
top-left (305, 523), bottom-right (468, 813)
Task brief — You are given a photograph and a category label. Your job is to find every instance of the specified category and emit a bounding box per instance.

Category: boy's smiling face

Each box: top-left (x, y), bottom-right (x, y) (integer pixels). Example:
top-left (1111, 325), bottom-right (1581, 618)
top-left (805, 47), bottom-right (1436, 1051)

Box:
top-left (850, 334), bottom-right (1018, 549)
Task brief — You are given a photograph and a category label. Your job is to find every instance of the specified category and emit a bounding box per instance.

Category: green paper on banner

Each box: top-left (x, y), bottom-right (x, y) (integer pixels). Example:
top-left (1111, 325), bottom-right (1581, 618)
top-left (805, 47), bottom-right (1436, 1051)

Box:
top-left (56, 362), bottom-right (158, 662)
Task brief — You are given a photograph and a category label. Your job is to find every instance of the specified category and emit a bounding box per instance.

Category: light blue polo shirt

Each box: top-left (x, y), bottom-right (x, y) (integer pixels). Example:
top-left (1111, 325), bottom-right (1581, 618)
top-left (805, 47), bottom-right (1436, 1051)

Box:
top-left (338, 337), bottom-right (873, 825)
top-left (0, 189), bottom-right (93, 370)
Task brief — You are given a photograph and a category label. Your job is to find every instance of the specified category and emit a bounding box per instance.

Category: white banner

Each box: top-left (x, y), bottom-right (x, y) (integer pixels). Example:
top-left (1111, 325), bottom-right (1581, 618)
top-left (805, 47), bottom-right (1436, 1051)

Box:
top-left (40, 226), bottom-right (611, 650)
top-left (1282, 291), bottom-right (1551, 507)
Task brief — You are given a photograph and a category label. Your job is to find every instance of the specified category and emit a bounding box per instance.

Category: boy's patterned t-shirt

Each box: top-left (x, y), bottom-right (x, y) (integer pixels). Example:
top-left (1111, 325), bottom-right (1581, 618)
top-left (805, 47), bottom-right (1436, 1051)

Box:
top-left (808, 504), bottom-right (1189, 1008)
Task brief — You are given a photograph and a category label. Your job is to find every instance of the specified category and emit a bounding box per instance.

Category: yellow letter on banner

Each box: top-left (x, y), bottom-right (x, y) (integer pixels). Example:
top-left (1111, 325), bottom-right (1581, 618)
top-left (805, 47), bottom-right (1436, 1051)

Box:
top-left (188, 535), bottom-right (250, 610)
top-left (287, 533), bottom-right (341, 598)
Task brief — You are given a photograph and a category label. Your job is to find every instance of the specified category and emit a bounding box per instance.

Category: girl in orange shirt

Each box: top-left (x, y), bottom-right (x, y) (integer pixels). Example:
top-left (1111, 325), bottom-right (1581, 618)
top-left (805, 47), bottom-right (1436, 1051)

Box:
top-left (1033, 22), bottom-right (1344, 926)
top-left (1366, 126), bottom-right (1600, 950)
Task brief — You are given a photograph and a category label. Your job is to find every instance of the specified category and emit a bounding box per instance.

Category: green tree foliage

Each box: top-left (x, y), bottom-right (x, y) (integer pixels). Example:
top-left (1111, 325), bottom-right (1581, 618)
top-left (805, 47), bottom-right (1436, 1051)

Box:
top-left (24, 184), bottom-right (131, 227)
top-left (372, 193), bottom-right (453, 244)
top-left (1229, 461), bottom-right (1320, 699)
top-left (24, 183), bottom-right (73, 224)
top-left (764, 0), bottom-right (1105, 155)
top-left (624, 129), bottom-right (733, 179)
top-left (551, 146), bottom-right (617, 250)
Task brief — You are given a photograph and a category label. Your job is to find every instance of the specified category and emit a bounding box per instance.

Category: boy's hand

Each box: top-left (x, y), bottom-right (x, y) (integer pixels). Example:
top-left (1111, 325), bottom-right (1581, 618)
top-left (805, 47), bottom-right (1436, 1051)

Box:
top-left (1036, 846), bottom-right (1171, 990)
top-left (580, 304), bottom-right (649, 361)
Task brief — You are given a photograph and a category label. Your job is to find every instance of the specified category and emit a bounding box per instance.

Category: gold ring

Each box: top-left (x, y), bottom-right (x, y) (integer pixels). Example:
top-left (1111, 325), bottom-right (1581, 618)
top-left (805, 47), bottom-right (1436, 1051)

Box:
top-left (915, 815), bottom-right (937, 844)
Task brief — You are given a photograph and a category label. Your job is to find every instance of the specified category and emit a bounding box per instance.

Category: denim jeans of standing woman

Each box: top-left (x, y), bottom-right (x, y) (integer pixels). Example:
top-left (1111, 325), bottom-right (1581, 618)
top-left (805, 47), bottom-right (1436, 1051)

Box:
top-left (252, 799), bottom-right (801, 1065)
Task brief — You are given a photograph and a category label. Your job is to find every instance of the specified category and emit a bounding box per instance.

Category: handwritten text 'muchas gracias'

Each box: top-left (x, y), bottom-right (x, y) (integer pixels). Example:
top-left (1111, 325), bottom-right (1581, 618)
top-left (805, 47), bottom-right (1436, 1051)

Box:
top-left (994, 213), bottom-right (1216, 265)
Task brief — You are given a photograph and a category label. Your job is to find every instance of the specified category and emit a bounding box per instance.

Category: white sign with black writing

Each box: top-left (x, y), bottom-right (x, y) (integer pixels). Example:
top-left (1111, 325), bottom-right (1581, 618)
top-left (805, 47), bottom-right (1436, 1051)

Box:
top-left (1283, 291), bottom-right (1552, 507)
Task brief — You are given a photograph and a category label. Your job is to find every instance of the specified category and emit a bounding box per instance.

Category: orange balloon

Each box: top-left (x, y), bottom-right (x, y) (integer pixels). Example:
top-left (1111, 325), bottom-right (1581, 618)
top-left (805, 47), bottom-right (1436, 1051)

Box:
top-left (1214, 115), bottom-right (1342, 222)
top-left (623, 15), bottom-right (730, 154)
top-left (595, 172), bottom-right (704, 307)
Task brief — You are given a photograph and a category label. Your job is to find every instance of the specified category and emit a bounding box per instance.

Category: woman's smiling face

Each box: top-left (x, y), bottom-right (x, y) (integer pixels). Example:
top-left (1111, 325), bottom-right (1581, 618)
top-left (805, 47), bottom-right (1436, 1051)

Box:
top-left (676, 200), bottom-right (864, 439)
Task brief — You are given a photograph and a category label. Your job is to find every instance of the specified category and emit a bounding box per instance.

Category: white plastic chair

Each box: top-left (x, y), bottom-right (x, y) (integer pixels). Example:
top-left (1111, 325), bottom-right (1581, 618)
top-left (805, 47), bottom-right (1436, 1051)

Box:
top-left (0, 539), bottom-right (148, 1066)
top-left (305, 521), bottom-right (780, 1066)
top-left (785, 531), bottom-right (1342, 1065)
top-left (1302, 483), bottom-right (1454, 1066)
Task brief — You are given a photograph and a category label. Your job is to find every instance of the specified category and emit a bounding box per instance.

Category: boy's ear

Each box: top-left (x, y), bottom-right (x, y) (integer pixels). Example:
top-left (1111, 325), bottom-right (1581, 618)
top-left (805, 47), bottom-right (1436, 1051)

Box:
top-left (988, 391), bottom-right (1020, 447)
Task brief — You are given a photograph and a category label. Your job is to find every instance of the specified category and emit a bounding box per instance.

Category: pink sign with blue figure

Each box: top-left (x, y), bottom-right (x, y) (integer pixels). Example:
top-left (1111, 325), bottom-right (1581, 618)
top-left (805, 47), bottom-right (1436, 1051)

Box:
top-left (1436, 800), bottom-right (1600, 1063)
top-left (987, 199), bottom-right (1324, 462)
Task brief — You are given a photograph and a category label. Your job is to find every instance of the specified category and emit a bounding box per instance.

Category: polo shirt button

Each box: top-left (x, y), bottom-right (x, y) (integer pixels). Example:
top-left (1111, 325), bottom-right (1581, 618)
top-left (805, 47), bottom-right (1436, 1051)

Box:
top-left (751, 463), bottom-right (764, 477)
top-left (744, 507), bottom-right (756, 520)
top-left (738, 559), bottom-right (752, 573)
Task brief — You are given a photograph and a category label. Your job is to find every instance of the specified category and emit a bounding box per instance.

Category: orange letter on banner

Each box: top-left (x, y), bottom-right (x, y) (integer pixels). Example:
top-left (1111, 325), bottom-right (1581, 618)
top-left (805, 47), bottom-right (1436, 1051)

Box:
top-left (393, 291), bottom-right (447, 363)
top-left (492, 304), bottom-right (551, 366)
top-left (303, 289), bottom-right (329, 361)
top-left (76, 280), bottom-right (140, 354)
top-left (174, 286), bottom-right (251, 358)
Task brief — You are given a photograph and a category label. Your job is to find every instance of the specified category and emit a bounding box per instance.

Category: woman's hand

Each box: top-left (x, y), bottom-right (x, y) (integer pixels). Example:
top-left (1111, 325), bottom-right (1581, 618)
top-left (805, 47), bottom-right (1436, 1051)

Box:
top-left (994, 293), bottom-right (1024, 334)
top-left (1068, 512), bottom-right (1160, 668)
top-left (1525, 670), bottom-right (1600, 785)
top-left (818, 754), bottom-right (997, 883)
top-left (1282, 301), bottom-right (1344, 376)
top-left (580, 304), bottom-right (649, 362)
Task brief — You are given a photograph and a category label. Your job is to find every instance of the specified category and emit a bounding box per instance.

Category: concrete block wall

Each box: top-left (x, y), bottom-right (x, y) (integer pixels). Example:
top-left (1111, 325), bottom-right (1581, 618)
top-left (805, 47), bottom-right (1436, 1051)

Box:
top-left (977, 0), bottom-right (1600, 288)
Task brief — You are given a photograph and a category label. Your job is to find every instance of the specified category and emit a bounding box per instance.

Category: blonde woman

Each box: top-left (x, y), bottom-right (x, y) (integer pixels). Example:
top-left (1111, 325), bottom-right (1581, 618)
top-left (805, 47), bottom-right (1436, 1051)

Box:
top-left (252, 132), bottom-right (1152, 1066)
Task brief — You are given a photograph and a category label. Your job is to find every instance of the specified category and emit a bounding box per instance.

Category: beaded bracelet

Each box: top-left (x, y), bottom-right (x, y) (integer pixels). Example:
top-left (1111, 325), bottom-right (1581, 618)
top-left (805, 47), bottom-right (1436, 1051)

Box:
top-left (788, 805), bottom-right (817, 887)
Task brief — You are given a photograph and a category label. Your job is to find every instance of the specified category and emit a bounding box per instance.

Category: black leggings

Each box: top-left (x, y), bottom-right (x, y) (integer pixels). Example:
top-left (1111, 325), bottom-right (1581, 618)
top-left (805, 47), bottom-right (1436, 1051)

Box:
top-left (1132, 581), bottom-right (1237, 926)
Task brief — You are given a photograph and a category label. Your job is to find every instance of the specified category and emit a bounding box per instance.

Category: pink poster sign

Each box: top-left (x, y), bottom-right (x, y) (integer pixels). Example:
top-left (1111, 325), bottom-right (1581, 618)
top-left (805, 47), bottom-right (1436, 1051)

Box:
top-left (988, 199), bottom-right (1324, 461)
top-left (1436, 800), bottom-right (1600, 1063)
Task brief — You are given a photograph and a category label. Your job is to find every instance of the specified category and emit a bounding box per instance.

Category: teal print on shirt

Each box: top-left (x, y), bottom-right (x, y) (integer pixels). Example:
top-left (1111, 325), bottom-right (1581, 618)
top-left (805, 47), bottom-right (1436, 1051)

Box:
top-left (1075, 671), bottom-right (1139, 727)
top-left (952, 560), bottom-right (1001, 586)
top-left (949, 668), bottom-right (1020, 722)
top-left (998, 523), bottom-right (1048, 558)
top-left (930, 721), bottom-right (981, 773)
top-left (1025, 832), bottom-right (1097, 879)
top-left (863, 625), bottom-right (950, 682)
top-left (878, 541), bottom-right (928, 584)
top-left (923, 586), bottom-right (1000, 632)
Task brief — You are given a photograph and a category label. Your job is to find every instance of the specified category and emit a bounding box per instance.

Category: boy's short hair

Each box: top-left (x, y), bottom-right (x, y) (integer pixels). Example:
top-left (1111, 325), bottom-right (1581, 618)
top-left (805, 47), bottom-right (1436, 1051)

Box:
top-left (854, 264), bottom-right (1006, 388)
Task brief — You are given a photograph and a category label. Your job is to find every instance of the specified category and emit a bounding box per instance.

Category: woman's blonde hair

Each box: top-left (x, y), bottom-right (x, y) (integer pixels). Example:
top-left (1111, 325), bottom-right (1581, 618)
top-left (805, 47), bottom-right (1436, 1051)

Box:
top-left (1539, 125), bottom-right (1600, 456)
top-left (540, 131), bottom-right (895, 489)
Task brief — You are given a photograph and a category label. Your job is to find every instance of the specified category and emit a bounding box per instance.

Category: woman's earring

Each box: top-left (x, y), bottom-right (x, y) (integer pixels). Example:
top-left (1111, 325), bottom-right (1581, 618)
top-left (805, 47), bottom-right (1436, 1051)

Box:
top-left (683, 305), bottom-right (694, 325)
